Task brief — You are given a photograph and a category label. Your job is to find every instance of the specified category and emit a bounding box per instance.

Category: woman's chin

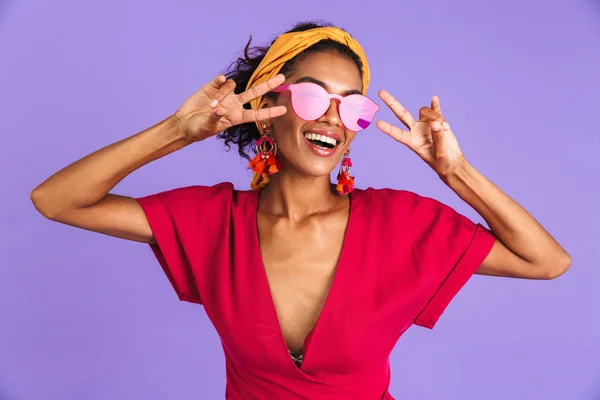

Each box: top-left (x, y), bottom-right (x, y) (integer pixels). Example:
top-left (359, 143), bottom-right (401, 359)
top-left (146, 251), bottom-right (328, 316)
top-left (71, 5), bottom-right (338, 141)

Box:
top-left (278, 161), bottom-right (336, 180)
top-left (277, 150), bottom-right (339, 179)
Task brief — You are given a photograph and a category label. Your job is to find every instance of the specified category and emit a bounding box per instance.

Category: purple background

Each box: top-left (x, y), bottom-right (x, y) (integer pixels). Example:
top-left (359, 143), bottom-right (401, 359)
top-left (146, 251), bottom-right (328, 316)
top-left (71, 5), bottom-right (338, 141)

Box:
top-left (1, 0), bottom-right (599, 399)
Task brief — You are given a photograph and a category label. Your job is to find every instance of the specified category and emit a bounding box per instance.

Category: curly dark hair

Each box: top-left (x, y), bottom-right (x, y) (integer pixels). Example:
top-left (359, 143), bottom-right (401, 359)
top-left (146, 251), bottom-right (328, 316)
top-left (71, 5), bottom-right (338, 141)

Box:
top-left (217, 20), bottom-right (365, 161)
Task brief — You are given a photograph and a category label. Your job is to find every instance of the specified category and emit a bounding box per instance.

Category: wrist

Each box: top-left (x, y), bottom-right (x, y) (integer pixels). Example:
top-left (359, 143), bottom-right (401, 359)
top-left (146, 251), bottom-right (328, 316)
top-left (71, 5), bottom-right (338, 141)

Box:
top-left (168, 113), bottom-right (194, 145)
top-left (440, 156), bottom-right (471, 186)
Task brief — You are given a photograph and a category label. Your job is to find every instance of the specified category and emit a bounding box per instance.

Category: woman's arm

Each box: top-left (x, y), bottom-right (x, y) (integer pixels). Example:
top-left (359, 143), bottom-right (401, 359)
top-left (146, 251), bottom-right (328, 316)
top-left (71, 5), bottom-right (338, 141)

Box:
top-left (442, 157), bottom-right (571, 279)
top-left (376, 91), bottom-right (570, 279)
top-left (30, 74), bottom-right (288, 244)
top-left (30, 115), bottom-right (189, 243)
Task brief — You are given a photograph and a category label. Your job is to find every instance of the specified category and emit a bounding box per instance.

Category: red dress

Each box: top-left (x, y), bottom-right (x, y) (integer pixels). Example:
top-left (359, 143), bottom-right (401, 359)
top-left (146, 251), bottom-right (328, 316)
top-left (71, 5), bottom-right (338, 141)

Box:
top-left (136, 183), bottom-right (495, 400)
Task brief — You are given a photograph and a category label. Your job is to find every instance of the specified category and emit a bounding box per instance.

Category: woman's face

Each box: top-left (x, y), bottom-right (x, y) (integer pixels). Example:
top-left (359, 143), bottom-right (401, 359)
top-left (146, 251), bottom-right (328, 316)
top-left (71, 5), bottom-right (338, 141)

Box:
top-left (263, 50), bottom-right (363, 178)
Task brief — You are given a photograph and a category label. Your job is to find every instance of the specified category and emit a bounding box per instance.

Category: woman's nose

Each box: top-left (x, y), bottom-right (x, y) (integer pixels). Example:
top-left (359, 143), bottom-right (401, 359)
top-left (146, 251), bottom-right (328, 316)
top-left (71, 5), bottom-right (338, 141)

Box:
top-left (318, 99), bottom-right (342, 127)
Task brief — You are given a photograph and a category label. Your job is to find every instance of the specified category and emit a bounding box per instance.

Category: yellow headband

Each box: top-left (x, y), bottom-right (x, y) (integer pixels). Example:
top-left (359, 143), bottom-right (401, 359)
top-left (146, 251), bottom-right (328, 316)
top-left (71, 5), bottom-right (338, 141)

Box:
top-left (246, 27), bottom-right (371, 112)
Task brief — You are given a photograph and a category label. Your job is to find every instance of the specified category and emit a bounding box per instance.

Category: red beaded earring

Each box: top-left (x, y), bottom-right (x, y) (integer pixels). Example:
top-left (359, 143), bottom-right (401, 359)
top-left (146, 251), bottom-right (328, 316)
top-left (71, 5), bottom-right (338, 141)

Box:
top-left (336, 147), bottom-right (355, 195)
top-left (248, 123), bottom-right (282, 190)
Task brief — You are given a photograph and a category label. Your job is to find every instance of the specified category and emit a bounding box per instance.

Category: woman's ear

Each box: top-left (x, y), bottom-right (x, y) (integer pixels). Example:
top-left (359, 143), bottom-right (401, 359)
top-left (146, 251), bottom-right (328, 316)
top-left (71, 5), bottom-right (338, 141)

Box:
top-left (257, 99), bottom-right (273, 128)
top-left (258, 95), bottom-right (274, 109)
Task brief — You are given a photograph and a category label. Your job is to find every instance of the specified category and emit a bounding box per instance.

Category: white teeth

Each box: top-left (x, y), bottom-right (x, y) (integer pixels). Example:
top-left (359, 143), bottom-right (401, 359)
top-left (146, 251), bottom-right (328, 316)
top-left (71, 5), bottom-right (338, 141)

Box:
top-left (304, 132), bottom-right (338, 147)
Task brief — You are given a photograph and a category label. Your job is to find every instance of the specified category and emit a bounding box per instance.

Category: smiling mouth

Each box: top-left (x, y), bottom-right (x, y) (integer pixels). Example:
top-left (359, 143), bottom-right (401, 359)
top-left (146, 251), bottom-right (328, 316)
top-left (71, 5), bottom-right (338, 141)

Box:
top-left (303, 132), bottom-right (339, 149)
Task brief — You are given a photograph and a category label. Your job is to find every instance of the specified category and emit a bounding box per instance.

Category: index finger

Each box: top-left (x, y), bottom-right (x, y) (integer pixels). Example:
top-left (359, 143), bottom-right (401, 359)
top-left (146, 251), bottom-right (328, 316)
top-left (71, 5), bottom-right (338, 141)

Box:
top-left (378, 89), bottom-right (417, 129)
top-left (241, 105), bottom-right (288, 124)
top-left (238, 74), bottom-right (286, 105)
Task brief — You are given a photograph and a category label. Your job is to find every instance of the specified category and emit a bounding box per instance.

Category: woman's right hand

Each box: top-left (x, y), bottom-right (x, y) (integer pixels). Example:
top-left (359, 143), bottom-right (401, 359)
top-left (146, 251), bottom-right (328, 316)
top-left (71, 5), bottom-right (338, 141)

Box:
top-left (174, 74), bottom-right (288, 142)
top-left (31, 73), bottom-right (288, 244)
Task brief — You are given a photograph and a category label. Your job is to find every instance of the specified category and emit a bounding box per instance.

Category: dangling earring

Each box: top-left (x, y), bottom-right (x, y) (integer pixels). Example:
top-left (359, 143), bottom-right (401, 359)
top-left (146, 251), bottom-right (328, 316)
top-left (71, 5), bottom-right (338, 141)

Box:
top-left (336, 147), bottom-right (355, 195)
top-left (248, 123), bottom-right (282, 190)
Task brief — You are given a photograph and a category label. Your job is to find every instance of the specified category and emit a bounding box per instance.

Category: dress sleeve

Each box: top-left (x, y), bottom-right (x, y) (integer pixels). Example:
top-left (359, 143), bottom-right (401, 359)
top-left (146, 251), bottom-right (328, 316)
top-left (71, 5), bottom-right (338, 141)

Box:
top-left (409, 194), bottom-right (496, 329)
top-left (135, 182), bottom-right (234, 305)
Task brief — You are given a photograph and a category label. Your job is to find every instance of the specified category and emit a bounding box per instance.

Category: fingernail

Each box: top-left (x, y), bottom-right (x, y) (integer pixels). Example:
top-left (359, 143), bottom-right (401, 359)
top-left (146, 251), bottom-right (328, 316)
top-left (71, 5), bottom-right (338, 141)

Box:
top-left (431, 121), bottom-right (442, 131)
top-left (210, 99), bottom-right (218, 108)
top-left (216, 108), bottom-right (226, 116)
top-left (443, 121), bottom-right (450, 131)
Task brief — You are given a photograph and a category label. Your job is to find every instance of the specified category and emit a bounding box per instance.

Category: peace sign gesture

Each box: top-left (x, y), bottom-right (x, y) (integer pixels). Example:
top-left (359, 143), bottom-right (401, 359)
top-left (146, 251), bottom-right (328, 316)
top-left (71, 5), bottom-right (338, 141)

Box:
top-left (376, 90), bottom-right (465, 178)
top-left (175, 74), bottom-right (288, 142)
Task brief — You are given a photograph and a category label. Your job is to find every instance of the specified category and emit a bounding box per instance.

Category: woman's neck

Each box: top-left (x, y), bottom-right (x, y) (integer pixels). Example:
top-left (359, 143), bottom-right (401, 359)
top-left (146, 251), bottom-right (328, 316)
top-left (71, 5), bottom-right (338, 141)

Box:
top-left (258, 169), bottom-right (343, 222)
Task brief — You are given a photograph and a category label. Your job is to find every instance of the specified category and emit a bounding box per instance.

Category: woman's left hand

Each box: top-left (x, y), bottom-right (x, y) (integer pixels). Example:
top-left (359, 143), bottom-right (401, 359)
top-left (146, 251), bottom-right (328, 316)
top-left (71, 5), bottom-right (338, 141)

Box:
top-left (376, 90), bottom-right (465, 178)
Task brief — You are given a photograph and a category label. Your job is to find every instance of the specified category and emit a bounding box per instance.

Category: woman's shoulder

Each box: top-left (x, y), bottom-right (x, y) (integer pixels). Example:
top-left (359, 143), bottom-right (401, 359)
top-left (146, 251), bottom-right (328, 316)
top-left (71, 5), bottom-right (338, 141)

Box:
top-left (142, 181), bottom-right (251, 200)
top-left (355, 186), bottom-right (443, 207)
top-left (137, 181), bottom-right (258, 212)
top-left (353, 186), bottom-right (460, 221)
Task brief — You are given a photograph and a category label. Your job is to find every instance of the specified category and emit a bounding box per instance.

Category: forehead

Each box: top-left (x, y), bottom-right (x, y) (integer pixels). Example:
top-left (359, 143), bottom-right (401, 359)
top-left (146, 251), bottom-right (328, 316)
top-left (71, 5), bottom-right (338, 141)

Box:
top-left (285, 51), bottom-right (363, 94)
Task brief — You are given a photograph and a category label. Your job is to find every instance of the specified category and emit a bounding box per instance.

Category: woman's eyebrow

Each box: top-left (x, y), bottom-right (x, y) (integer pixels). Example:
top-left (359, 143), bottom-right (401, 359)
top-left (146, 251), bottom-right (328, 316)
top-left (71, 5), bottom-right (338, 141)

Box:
top-left (293, 76), bottom-right (363, 96)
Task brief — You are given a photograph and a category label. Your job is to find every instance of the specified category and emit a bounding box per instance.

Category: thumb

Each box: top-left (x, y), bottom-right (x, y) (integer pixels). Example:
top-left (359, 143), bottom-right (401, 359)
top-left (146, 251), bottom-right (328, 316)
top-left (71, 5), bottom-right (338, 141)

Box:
top-left (430, 121), bottom-right (446, 155)
top-left (190, 106), bottom-right (228, 141)
top-left (202, 106), bottom-right (228, 134)
top-left (210, 105), bottom-right (227, 121)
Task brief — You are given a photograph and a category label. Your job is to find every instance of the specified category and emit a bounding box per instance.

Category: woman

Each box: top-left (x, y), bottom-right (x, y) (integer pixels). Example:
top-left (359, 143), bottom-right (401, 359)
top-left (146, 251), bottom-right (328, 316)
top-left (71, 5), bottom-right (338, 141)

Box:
top-left (30, 21), bottom-right (571, 400)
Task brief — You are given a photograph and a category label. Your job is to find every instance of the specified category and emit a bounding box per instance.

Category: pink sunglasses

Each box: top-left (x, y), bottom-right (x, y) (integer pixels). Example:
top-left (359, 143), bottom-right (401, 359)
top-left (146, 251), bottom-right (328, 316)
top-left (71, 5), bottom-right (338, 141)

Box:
top-left (271, 82), bottom-right (380, 132)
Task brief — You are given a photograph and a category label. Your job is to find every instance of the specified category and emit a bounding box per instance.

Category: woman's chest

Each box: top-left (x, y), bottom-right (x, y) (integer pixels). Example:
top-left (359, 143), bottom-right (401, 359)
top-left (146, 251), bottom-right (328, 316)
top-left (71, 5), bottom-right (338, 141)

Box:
top-left (200, 244), bottom-right (428, 377)
top-left (258, 214), bottom-right (347, 354)
top-left (194, 191), bottom-right (434, 376)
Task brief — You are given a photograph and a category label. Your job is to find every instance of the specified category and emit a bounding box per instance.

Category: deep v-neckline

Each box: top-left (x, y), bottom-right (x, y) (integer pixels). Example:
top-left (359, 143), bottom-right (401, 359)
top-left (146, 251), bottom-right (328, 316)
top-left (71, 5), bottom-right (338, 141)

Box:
top-left (250, 189), bottom-right (355, 372)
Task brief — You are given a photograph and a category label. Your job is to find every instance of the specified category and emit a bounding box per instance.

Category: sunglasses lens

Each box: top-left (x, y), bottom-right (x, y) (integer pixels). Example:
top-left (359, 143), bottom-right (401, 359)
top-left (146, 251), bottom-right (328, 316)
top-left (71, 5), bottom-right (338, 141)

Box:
top-left (290, 83), bottom-right (329, 121)
top-left (340, 95), bottom-right (379, 131)
top-left (285, 83), bottom-right (380, 131)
